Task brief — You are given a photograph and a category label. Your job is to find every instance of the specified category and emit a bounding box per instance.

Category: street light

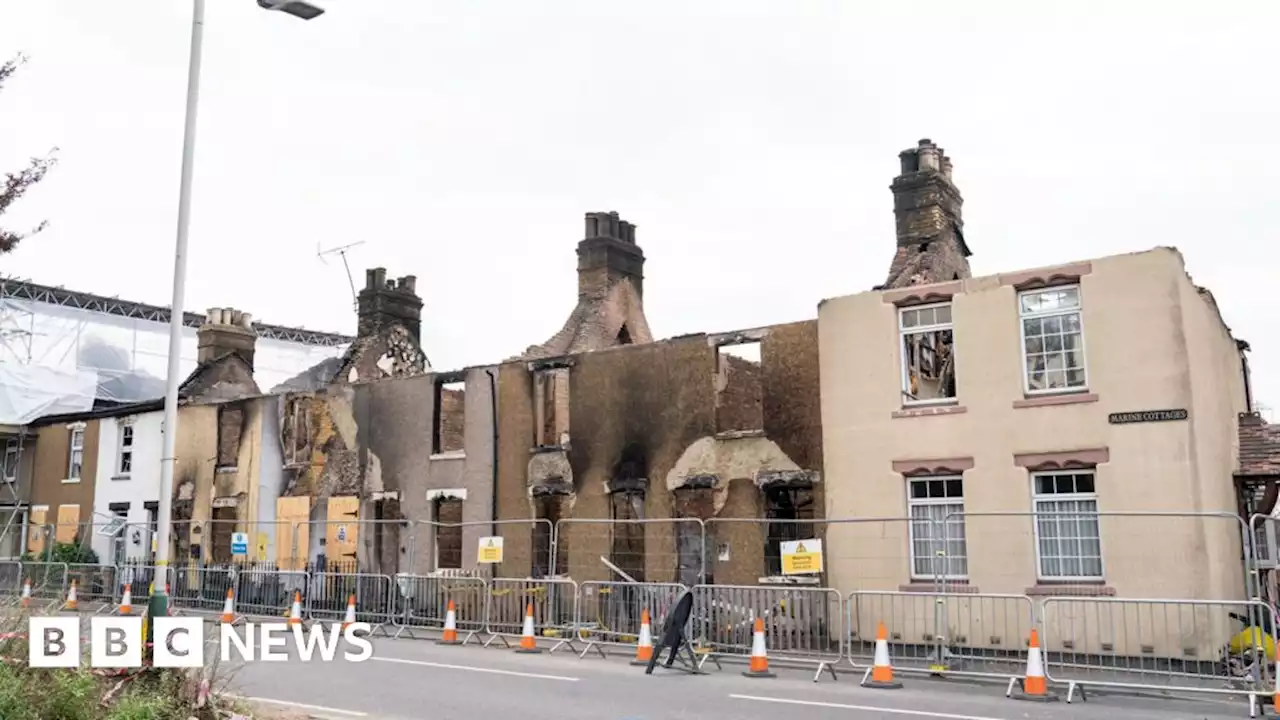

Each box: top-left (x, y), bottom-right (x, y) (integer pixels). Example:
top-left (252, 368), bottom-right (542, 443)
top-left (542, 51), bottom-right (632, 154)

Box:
top-left (149, 0), bottom-right (325, 624)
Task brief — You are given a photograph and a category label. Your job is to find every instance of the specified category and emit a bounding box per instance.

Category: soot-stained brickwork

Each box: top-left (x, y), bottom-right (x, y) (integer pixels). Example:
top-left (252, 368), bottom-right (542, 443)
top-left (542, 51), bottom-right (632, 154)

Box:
top-left (883, 138), bottom-right (972, 289)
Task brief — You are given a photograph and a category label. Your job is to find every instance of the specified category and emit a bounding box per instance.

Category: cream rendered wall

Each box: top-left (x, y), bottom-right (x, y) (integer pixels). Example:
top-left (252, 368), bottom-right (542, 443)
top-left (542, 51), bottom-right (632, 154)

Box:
top-left (819, 248), bottom-right (1247, 657)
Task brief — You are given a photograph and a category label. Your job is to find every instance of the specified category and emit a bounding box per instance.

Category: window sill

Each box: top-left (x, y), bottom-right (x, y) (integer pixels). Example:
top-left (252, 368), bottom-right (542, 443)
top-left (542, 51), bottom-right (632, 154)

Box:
top-left (892, 405), bottom-right (968, 419)
top-left (429, 451), bottom-right (466, 460)
top-left (715, 429), bottom-right (766, 440)
top-left (1025, 583), bottom-right (1114, 597)
top-left (215, 466), bottom-right (238, 474)
top-left (529, 445), bottom-right (569, 455)
top-left (111, 475), bottom-right (131, 482)
top-left (1013, 392), bottom-right (1098, 409)
top-left (899, 582), bottom-right (979, 594)
top-left (60, 478), bottom-right (80, 484)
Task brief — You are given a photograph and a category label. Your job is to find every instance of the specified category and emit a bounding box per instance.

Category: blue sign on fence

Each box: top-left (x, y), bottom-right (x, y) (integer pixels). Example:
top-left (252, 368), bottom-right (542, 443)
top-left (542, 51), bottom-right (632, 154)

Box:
top-left (231, 532), bottom-right (249, 556)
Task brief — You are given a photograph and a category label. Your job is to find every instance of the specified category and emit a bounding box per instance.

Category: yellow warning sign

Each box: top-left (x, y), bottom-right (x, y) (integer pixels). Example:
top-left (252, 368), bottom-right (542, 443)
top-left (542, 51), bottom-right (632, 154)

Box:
top-left (255, 533), bottom-right (269, 562)
top-left (477, 536), bottom-right (504, 564)
top-left (780, 538), bottom-right (824, 575)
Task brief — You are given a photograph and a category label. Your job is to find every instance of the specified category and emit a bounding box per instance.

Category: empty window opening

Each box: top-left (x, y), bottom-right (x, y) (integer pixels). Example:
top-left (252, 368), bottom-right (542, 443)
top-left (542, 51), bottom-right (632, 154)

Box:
top-left (673, 486), bottom-right (716, 586)
top-left (118, 423), bottom-right (135, 475)
top-left (434, 497), bottom-right (463, 570)
top-left (534, 368), bottom-right (570, 447)
top-left (907, 476), bottom-right (968, 579)
top-left (616, 324), bottom-right (633, 345)
top-left (764, 485), bottom-right (815, 576)
top-left (210, 505), bottom-right (236, 565)
top-left (532, 493), bottom-right (570, 578)
top-left (715, 341), bottom-right (763, 434)
top-left (900, 303), bottom-right (956, 405)
top-left (216, 405), bottom-right (242, 469)
top-left (610, 490), bottom-right (646, 582)
top-left (1020, 286), bottom-right (1087, 394)
top-left (432, 381), bottom-right (467, 454)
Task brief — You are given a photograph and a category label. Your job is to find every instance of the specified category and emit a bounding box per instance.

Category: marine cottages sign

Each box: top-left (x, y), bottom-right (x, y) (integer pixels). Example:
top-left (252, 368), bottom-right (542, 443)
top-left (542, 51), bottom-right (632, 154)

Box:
top-left (1107, 408), bottom-right (1188, 425)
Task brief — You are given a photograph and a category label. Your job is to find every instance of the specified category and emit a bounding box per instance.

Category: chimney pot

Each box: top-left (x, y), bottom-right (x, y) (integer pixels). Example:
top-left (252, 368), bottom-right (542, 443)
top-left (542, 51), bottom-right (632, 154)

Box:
top-left (577, 210), bottom-right (645, 299)
top-left (240, 312), bottom-right (253, 329)
top-left (399, 275), bottom-right (417, 294)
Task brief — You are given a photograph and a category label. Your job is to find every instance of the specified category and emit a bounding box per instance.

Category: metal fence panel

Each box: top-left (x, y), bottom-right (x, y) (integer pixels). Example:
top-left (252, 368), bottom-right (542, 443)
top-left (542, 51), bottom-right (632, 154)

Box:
top-left (306, 572), bottom-right (395, 625)
top-left (392, 574), bottom-right (487, 633)
top-left (575, 581), bottom-right (686, 651)
top-left (847, 590), bottom-right (1035, 681)
top-left (0, 561), bottom-right (20, 595)
top-left (22, 562), bottom-right (69, 600)
top-left (65, 563), bottom-right (116, 606)
top-left (691, 584), bottom-right (842, 668)
top-left (484, 578), bottom-right (577, 642)
top-left (555, 519), bottom-right (704, 586)
top-left (1042, 596), bottom-right (1275, 698)
top-left (235, 567), bottom-right (308, 619)
top-left (169, 565), bottom-right (238, 614)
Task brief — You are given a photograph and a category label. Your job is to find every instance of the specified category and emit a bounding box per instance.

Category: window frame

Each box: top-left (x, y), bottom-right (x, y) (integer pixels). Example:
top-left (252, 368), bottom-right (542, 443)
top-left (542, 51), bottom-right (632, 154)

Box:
top-left (1017, 284), bottom-right (1089, 396)
top-left (117, 424), bottom-right (134, 476)
top-left (2, 437), bottom-right (18, 482)
top-left (66, 427), bottom-right (85, 481)
top-left (1030, 469), bottom-right (1104, 582)
top-left (898, 301), bottom-right (957, 407)
top-left (905, 475), bottom-right (969, 581)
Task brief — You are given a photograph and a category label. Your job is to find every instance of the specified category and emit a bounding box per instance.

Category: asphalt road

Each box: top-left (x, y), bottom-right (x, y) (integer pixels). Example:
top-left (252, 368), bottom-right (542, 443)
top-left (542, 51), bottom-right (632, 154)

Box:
top-left (229, 633), bottom-right (1257, 720)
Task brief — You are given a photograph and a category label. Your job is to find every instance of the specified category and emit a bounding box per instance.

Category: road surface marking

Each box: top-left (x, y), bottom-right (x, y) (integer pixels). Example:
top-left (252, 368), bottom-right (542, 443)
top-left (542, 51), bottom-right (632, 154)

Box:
top-left (237, 696), bottom-right (368, 717)
top-left (372, 656), bottom-right (580, 682)
top-left (729, 694), bottom-right (1008, 720)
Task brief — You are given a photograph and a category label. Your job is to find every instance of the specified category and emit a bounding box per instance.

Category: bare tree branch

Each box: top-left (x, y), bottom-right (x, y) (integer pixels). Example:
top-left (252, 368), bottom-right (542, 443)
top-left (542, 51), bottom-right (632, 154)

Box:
top-left (0, 53), bottom-right (56, 255)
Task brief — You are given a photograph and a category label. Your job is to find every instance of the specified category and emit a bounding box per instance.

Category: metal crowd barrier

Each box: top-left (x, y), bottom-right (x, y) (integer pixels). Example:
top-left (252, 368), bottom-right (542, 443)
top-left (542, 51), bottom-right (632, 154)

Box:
top-left (575, 581), bottom-right (686, 659)
top-left (0, 561), bottom-right (21, 595)
top-left (22, 562), bottom-right (69, 600)
top-left (1041, 596), bottom-right (1276, 703)
top-left (847, 590), bottom-right (1035, 683)
top-left (691, 584), bottom-right (842, 681)
top-left (235, 566), bottom-right (307, 619)
top-left (482, 578), bottom-right (578, 652)
top-left (392, 574), bottom-right (488, 642)
top-left (307, 571), bottom-right (395, 632)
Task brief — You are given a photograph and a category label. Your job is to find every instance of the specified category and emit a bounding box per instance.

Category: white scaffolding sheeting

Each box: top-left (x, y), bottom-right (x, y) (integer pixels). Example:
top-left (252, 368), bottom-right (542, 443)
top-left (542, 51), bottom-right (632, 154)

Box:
top-left (0, 362), bottom-right (97, 424)
top-left (0, 296), bottom-right (346, 406)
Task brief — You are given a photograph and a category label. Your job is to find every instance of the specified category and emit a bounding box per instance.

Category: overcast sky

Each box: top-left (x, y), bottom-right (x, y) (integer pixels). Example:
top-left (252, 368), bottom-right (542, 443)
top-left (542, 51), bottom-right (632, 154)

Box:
top-left (1, 1), bottom-right (1277, 407)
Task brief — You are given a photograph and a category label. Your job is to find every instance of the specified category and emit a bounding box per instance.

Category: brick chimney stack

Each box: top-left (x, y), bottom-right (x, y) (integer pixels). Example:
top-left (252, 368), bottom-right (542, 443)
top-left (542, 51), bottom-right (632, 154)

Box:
top-left (197, 307), bottom-right (256, 369)
top-left (577, 211), bottom-right (645, 300)
top-left (357, 267), bottom-right (423, 343)
top-left (883, 138), bottom-right (972, 289)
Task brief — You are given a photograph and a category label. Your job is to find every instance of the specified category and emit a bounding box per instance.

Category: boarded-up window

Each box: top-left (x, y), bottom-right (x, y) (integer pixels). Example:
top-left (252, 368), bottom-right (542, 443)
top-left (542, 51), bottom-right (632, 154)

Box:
top-left (610, 491), bottom-right (645, 582)
top-left (217, 405), bottom-right (244, 469)
top-left (28, 507), bottom-right (47, 557)
top-left (276, 496), bottom-right (311, 570)
top-left (211, 506), bottom-right (236, 564)
top-left (434, 497), bottom-right (463, 569)
top-left (532, 494), bottom-right (569, 578)
top-left (55, 504), bottom-right (80, 544)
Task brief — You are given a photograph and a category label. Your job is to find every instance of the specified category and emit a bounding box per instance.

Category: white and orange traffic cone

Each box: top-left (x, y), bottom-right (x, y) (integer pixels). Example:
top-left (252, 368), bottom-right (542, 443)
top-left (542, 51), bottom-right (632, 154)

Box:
top-left (288, 591), bottom-right (303, 626)
top-left (118, 584), bottom-right (133, 616)
top-left (341, 594), bottom-right (357, 630)
top-left (64, 580), bottom-right (78, 611)
top-left (1009, 628), bottom-right (1056, 702)
top-left (438, 599), bottom-right (461, 646)
top-left (220, 588), bottom-right (236, 624)
top-left (630, 608), bottom-right (654, 666)
top-left (19, 579), bottom-right (30, 608)
top-left (515, 603), bottom-right (541, 654)
top-left (741, 617), bottom-right (775, 678)
top-left (862, 622), bottom-right (902, 689)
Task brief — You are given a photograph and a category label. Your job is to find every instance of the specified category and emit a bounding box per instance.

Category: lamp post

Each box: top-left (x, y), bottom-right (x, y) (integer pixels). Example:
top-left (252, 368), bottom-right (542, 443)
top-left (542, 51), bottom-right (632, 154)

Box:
top-left (148, 0), bottom-right (325, 624)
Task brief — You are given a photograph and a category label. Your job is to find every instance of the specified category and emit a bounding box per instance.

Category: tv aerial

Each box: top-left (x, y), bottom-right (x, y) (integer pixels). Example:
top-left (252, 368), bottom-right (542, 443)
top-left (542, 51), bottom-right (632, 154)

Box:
top-left (317, 241), bottom-right (365, 311)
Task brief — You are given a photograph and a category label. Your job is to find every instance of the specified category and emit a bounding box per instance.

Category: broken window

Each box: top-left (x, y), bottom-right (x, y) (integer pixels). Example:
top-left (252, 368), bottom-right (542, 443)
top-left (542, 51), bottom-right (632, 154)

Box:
top-left (3, 437), bottom-right (19, 482)
top-left (216, 405), bottom-right (243, 469)
top-left (899, 303), bottom-right (956, 405)
top-left (282, 397), bottom-right (311, 466)
top-left (616, 324), bottom-right (632, 345)
top-left (764, 485), bottom-right (815, 576)
top-left (715, 340), bottom-right (763, 434)
top-left (609, 490), bottom-right (646, 582)
top-left (1020, 286), bottom-right (1087, 393)
top-left (433, 497), bottom-right (463, 570)
top-left (532, 492), bottom-right (570, 578)
top-left (117, 423), bottom-right (134, 475)
top-left (432, 380), bottom-right (467, 455)
top-left (533, 368), bottom-right (570, 447)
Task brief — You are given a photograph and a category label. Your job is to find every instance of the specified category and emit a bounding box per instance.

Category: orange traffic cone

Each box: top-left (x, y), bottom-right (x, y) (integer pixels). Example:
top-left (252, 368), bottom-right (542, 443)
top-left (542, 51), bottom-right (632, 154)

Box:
top-left (862, 622), bottom-right (902, 689)
top-left (438, 599), bottom-right (461, 646)
top-left (341, 594), bottom-right (357, 630)
top-left (741, 617), bottom-right (775, 678)
top-left (19, 579), bottom-right (30, 608)
top-left (220, 588), bottom-right (236, 624)
top-left (515, 603), bottom-right (541, 654)
top-left (64, 580), bottom-right (78, 611)
top-left (1009, 629), bottom-right (1056, 702)
top-left (288, 591), bottom-right (303, 626)
top-left (630, 608), bottom-right (654, 666)
top-left (119, 584), bottom-right (133, 616)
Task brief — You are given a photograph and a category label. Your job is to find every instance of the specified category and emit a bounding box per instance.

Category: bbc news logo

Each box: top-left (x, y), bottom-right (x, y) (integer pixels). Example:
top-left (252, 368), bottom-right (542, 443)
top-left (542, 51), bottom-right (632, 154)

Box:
top-left (29, 617), bottom-right (374, 668)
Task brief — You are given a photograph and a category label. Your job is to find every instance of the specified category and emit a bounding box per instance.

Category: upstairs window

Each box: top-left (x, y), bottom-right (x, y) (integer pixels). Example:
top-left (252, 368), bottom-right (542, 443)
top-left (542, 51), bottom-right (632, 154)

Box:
top-left (900, 303), bottom-right (956, 405)
top-left (2, 438), bottom-right (18, 482)
top-left (117, 424), bottom-right (134, 476)
top-left (67, 426), bottom-right (85, 480)
top-left (1019, 286), bottom-right (1087, 394)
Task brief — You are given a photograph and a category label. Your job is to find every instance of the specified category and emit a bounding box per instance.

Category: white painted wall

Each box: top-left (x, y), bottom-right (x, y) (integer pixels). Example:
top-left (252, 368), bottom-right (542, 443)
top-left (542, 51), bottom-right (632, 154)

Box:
top-left (92, 411), bottom-right (164, 564)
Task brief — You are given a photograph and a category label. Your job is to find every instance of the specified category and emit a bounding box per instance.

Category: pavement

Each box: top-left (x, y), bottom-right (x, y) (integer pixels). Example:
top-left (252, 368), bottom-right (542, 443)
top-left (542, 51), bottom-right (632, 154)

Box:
top-left (229, 633), bottom-right (1260, 720)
